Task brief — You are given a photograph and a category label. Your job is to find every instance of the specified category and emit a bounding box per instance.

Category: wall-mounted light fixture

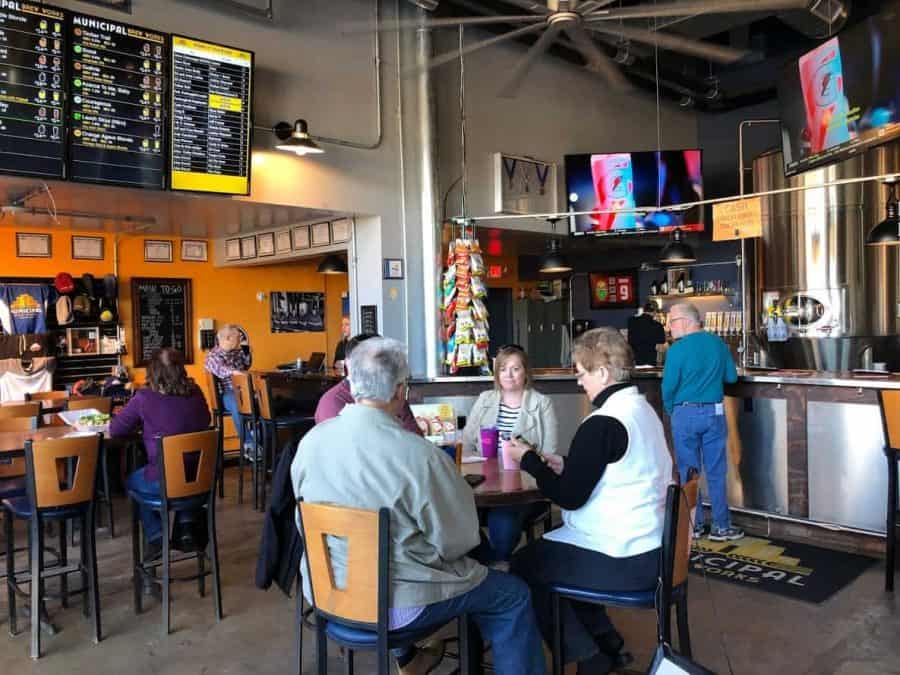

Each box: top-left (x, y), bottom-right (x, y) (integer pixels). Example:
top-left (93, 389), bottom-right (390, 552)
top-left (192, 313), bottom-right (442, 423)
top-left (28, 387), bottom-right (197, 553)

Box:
top-left (865, 178), bottom-right (900, 246)
top-left (659, 227), bottom-right (696, 264)
top-left (317, 254), bottom-right (347, 274)
top-left (273, 119), bottom-right (324, 156)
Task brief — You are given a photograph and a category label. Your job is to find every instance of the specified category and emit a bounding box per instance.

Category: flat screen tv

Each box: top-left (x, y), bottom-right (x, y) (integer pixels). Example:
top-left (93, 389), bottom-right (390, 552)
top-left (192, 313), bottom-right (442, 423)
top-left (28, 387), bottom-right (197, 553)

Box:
top-left (566, 150), bottom-right (704, 235)
top-left (777, 3), bottom-right (900, 176)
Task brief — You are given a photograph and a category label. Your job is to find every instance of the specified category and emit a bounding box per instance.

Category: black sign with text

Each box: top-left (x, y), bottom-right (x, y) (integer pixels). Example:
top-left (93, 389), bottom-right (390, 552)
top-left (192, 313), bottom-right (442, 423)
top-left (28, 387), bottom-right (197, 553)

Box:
top-left (131, 277), bottom-right (193, 367)
top-left (0, 1), bottom-right (66, 178)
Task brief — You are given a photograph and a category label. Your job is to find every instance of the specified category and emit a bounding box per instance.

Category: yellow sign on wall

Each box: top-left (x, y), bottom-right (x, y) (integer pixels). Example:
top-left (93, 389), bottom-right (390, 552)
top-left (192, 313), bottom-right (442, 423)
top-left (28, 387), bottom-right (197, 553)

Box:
top-left (713, 197), bottom-right (763, 241)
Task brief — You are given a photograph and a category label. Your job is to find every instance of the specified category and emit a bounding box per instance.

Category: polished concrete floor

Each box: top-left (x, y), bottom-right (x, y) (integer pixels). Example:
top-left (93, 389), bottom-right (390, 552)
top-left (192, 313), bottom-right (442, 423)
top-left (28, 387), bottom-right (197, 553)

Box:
top-left (2, 468), bottom-right (900, 674)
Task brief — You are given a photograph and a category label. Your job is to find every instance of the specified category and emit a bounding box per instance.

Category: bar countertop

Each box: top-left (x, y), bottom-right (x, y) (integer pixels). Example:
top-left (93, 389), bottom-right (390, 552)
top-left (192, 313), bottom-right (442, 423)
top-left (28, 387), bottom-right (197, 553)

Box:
top-left (413, 368), bottom-right (900, 389)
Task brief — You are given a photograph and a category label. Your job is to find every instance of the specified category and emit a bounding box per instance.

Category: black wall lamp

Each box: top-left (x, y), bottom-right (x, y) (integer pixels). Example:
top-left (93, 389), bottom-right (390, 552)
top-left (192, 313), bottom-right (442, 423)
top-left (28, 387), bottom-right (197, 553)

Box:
top-left (865, 178), bottom-right (900, 246)
top-left (539, 217), bottom-right (573, 274)
top-left (318, 254), bottom-right (347, 274)
top-left (273, 119), bottom-right (324, 156)
top-left (659, 227), bottom-right (696, 264)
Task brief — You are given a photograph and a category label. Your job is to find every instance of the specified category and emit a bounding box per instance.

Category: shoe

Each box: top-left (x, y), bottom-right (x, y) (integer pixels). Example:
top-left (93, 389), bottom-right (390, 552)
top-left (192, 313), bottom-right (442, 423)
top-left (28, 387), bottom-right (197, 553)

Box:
top-left (595, 629), bottom-right (634, 672)
top-left (708, 526), bottom-right (745, 542)
top-left (397, 639), bottom-right (445, 675)
top-left (693, 523), bottom-right (709, 540)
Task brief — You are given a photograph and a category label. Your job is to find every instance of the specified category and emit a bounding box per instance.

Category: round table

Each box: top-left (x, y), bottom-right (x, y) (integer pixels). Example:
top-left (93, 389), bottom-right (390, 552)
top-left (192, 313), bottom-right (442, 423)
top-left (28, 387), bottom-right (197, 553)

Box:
top-left (462, 457), bottom-right (544, 507)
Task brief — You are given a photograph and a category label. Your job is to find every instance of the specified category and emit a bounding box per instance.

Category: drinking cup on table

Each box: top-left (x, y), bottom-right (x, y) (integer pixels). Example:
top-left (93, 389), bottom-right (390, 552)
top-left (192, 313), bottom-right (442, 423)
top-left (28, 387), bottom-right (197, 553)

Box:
top-left (500, 438), bottom-right (520, 470)
top-left (480, 426), bottom-right (499, 458)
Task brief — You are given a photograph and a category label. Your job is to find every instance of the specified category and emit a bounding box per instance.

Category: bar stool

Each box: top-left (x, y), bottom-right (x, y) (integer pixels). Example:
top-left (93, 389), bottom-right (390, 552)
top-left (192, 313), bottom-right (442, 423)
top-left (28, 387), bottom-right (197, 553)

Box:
top-left (205, 371), bottom-right (226, 499)
top-left (251, 373), bottom-right (314, 512)
top-left (0, 417), bottom-right (35, 583)
top-left (128, 429), bottom-right (222, 637)
top-left (67, 396), bottom-right (115, 538)
top-left (4, 434), bottom-right (102, 659)
top-left (231, 372), bottom-right (260, 507)
top-left (548, 480), bottom-right (698, 674)
top-left (877, 390), bottom-right (900, 591)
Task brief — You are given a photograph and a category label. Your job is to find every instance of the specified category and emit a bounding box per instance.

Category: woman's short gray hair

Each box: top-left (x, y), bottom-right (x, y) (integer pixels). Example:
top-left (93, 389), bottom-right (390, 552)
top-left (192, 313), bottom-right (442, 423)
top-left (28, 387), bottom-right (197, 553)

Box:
top-left (571, 327), bottom-right (634, 383)
top-left (217, 324), bottom-right (240, 342)
top-left (348, 337), bottom-right (410, 403)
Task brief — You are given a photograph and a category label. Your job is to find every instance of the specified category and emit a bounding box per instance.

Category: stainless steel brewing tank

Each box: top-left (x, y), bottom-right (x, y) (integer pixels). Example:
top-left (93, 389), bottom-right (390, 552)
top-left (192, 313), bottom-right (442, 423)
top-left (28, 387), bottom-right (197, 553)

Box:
top-left (752, 140), bottom-right (900, 370)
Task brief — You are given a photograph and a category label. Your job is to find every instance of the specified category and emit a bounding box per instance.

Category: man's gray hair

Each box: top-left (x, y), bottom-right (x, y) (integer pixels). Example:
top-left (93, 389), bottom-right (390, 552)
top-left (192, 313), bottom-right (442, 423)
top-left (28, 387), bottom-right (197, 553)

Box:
top-left (217, 324), bottom-right (241, 342)
top-left (671, 302), bottom-right (702, 326)
top-left (348, 337), bottom-right (410, 403)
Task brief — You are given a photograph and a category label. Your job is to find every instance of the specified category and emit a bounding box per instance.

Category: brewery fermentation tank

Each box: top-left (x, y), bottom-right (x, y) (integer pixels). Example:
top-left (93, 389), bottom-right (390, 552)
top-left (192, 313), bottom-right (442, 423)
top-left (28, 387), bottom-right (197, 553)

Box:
top-left (752, 140), bottom-right (900, 370)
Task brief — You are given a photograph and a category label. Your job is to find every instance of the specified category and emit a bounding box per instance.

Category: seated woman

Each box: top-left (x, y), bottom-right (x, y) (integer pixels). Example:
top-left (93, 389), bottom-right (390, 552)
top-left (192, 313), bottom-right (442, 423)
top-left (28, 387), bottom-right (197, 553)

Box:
top-left (461, 344), bottom-right (558, 562)
top-left (507, 328), bottom-right (673, 674)
top-left (112, 348), bottom-right (211, 560)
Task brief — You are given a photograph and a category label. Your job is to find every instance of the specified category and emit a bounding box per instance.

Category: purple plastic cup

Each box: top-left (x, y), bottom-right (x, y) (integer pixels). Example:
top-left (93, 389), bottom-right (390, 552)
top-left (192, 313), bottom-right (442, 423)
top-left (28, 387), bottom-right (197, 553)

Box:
top-left (480, 427), bottom-right (499, 458)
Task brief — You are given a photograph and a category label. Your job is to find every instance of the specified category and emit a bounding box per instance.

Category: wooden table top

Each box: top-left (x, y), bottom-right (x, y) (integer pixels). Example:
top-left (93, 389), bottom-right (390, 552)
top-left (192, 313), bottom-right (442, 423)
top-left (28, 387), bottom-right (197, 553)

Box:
top-left (462, 458), bottom-right (544, 507)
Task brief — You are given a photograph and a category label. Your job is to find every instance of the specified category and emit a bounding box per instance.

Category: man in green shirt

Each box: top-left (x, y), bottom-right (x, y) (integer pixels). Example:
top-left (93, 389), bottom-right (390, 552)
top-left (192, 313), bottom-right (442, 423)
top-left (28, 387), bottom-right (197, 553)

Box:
top-left (662, 303), bottom-right (743, 542)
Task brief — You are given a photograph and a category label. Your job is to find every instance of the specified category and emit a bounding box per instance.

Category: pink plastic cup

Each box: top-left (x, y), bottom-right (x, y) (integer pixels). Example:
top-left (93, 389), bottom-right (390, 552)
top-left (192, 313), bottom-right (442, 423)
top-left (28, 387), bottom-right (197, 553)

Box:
top-left (500, 439), bottom-right (520, 470)
top-left (480, 427), bottom-right (499, 458)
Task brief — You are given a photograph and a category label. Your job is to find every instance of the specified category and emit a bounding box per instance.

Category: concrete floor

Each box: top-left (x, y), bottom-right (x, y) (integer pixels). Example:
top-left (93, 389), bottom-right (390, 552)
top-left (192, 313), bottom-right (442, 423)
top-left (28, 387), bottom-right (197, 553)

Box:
top-left (3, 468), bottom-right (900, 675)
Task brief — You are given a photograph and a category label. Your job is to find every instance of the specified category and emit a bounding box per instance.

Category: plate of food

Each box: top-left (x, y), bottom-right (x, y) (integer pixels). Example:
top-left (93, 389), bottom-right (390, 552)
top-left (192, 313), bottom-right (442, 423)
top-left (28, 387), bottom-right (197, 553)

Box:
top-left (57, 408), bottom-right (111, 432)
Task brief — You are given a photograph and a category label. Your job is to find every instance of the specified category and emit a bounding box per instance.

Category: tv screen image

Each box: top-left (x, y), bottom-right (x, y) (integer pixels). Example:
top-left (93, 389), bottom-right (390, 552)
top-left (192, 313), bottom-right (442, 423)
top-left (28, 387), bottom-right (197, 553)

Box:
top-left (566, 150), bottom-right (704, 235)
top-left (778, 3), bottom-right (900, 176)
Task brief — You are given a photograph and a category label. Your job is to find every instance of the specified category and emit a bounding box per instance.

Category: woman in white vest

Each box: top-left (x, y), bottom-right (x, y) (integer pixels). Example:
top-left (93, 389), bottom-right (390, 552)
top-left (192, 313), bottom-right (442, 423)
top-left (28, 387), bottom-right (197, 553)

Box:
top-left (507, 328), bottom-right (673, 674)
top-left (462, 344), bottom-right (558, 562)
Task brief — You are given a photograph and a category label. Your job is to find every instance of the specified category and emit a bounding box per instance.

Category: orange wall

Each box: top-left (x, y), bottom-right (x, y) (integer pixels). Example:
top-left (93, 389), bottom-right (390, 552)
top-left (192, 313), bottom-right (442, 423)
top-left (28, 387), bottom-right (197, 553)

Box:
top-left (0, 226), bottom-right (348, 405)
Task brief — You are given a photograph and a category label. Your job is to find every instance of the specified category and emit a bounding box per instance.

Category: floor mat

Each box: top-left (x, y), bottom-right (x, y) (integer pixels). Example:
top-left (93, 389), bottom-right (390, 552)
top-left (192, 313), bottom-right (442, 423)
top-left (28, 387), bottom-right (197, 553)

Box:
top-left (689, 535), bottom-right (877, 603)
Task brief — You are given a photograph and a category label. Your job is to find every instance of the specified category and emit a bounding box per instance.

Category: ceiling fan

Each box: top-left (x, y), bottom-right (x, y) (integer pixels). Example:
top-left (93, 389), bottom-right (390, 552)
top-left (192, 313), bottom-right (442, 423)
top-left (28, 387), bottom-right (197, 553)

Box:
top-left (350, 0), bottom-right (848, 97)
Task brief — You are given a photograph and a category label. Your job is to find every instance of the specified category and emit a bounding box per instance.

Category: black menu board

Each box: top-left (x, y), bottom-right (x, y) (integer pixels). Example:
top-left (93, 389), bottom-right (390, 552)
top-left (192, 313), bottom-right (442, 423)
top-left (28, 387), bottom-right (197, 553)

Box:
top-left (68, 13), bottom-right (166, 189)
top-left (131, 277), bottom-right (193, 367)
top-left (170, 35), bottom-right (252, 195)
top-left (0, 2), bottom-right (66, 178)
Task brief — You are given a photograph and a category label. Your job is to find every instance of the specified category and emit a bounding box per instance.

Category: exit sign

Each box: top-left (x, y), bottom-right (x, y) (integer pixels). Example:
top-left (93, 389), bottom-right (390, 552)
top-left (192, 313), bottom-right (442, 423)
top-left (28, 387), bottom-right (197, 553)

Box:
top-left (488, 265), bottom-right (503, 279)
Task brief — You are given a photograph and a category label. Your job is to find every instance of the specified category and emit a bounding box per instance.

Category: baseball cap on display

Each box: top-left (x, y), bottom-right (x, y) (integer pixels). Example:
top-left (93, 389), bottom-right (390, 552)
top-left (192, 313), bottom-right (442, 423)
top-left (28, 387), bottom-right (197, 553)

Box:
top-left (54, 272), bottom-right (75, 294)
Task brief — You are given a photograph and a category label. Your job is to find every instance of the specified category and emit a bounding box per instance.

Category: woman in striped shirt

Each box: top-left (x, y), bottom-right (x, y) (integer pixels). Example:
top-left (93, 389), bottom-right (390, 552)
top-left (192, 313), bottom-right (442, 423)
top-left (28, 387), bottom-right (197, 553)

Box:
top-left (462, 345), bottom-right (558, 562)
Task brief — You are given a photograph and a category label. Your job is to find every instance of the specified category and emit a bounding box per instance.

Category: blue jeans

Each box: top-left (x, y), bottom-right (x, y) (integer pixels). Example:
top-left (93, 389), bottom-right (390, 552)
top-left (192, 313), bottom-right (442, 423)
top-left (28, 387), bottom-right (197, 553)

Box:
top-left (480, 503), bottom-right (549, 562)
top-left (127, 467), bottom-right (162, 543)
top-left (396, 570), bottom-right (546, 675)
top-left (671, 404), bottom-right (731, 530)
top-left (221, 389), bottom-right (246, 445)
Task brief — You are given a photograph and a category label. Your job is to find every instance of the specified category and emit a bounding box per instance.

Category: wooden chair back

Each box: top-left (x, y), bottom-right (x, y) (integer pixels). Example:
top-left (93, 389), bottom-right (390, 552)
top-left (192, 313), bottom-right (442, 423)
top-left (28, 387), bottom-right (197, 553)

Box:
top-left (0, 402), bottom-right (41, 419)
top-left (25, 434), bottom-right (101, 509)
top-left (67, 396), bottom-right (113, 414)
top-left (159, 429), bottom-right (218, 500)
top-left (0, 416), bottom-right (37, 432)
top-left (251, 372), bottom-right (274, 421)
top-left (0, 415), bottom-right (33, 479)
top-left (672, 478), bottom-right (699, 588)
top-left (231, 372), bottom-right (255, 416)
top-left (26, 390), bottom-right (69, 403)
top-left (298, 502), bottom-right (387, 625)
top-left (878, 390), bottom-right (900, 451)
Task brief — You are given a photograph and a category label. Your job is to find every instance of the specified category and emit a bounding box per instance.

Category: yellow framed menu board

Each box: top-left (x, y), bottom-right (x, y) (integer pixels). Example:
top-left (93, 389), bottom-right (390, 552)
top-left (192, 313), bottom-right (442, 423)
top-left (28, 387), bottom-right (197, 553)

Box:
top-left (170, 35), bottom-right (253, 194)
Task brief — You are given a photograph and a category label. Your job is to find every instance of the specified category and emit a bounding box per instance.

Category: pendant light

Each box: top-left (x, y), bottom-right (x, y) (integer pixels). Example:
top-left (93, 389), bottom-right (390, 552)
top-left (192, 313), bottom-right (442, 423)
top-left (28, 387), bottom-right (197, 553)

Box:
top-left (539, 218), bottom-right (572, 274)
top-left (274, 119), bottom-right (324, 156)
top-left (865, 178), bottom-right (900, 246)
top-left (659, 227), bottom-right (696, 264)
top-left (317, 254), bottom-right (347, 274)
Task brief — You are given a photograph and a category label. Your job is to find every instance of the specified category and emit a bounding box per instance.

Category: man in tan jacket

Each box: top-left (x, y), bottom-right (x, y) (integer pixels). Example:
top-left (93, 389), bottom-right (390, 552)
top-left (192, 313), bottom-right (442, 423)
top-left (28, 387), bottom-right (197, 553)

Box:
top-left (292, 338), bottom-right (546, 675)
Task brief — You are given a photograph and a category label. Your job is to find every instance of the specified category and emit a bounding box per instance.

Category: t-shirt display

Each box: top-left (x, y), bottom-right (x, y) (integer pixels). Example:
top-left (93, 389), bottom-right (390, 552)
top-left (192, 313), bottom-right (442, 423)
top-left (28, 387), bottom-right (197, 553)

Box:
top-left (0, 283), bottom-right (50, 334)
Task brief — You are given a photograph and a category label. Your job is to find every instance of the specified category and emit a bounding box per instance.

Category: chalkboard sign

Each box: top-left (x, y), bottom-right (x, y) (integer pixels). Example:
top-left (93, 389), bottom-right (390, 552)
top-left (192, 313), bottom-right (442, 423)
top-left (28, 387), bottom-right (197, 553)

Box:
top-left (360, 305), bottom-right (378, 334)
top-left (131, 277), bottom-right (193, 366)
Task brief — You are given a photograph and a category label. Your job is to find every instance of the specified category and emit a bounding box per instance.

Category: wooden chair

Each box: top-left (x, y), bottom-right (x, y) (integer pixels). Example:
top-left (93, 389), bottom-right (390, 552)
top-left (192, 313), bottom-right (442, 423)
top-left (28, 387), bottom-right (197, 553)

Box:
top-left (26, 390), bottom-right (69, 402)
top-left (67, 397), bottom-right (113, 414)
top-left (231, 372), bottom-right (259, 508)
top-left (251, 372), bottom-right (314, 512)
top-left (298, 501), bottom-right (470, 675)
top-left (0, 402), bottom-right (41, 420)
top-left (205, 371), bottom-right (226, 499)
top-left (549, 479), bottom-right (698, 675)
top-left (3, 434), bottom-right (102, 659)
top-left (878, 390), bottom-right (900, 591)
top-left (128, 429), bottom-right (222, 637)
top-left (66, 397), bottom-right (115, 537)
top-left (0, 418), bottom-right (35, 581)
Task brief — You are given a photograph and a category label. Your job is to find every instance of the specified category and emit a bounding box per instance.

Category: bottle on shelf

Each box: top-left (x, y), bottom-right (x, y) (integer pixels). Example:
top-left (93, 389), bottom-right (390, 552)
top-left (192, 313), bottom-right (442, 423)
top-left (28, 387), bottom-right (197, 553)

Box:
top-left (650, 279), bottom-right (658, 296)
top-left (660, 276), bottom-right (669, 295)
top-left (676, 273), bottom-right (686, 294)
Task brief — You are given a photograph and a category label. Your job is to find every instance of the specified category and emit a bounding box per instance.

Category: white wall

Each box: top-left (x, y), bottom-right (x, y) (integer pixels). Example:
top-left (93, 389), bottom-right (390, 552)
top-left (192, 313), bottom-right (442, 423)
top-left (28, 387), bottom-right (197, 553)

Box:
top-left (434, 29), bottom-right (701, 233)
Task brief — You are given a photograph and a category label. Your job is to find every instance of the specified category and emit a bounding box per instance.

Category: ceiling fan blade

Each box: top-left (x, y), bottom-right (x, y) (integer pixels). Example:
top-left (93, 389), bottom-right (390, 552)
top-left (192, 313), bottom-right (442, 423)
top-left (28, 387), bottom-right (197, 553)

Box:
top-left (499, 22), bottom-right (563, 98)
top-left (342, 14), bottom-right (544, 34)
top-left (565, 25), bottom-right (630, 90)
top-left (499, 0), bottom-right (551, 13)
top-left (403, 23), bottom-right (547, 75)
top-left (586, 0), bottom-right (808, 21)
top-left (577, 0), bottom-right (618, 14)
top-left (589, 24), bottom-right (751, 63)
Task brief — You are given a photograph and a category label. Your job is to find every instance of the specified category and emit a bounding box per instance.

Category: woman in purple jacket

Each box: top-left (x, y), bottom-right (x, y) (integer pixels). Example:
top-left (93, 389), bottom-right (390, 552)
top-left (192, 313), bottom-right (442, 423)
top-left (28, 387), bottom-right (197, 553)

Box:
top-left (112, 348), bottom-right (211, 556)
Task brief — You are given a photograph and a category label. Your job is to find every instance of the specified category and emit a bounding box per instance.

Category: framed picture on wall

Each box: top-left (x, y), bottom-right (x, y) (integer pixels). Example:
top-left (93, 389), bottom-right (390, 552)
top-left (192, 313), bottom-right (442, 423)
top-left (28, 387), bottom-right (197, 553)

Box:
top-left (330, 219), bottom-right (352, 243)
top-left (181, 240), bottom-right (208, 262)
top-left (276, 230), bottom-right (292, 254)
top-left (292, 225), bottom-right (310, 250)
top-left (144, 240), bottom-right (173, 263)
top-left (225, 238), bottom-right (241, 261)
top-left (588, 270), bottom-right (638, 309)
top-left (257, 232), bottom-right (276, 257)
top-left (241, 236), bottom-right (257, 259)
top-left (15, 232), bottom-right (51, 258)
top-left (72, 235), bottom-right (104, 260)
top-left (310, 222), bottom-right (331, 247)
